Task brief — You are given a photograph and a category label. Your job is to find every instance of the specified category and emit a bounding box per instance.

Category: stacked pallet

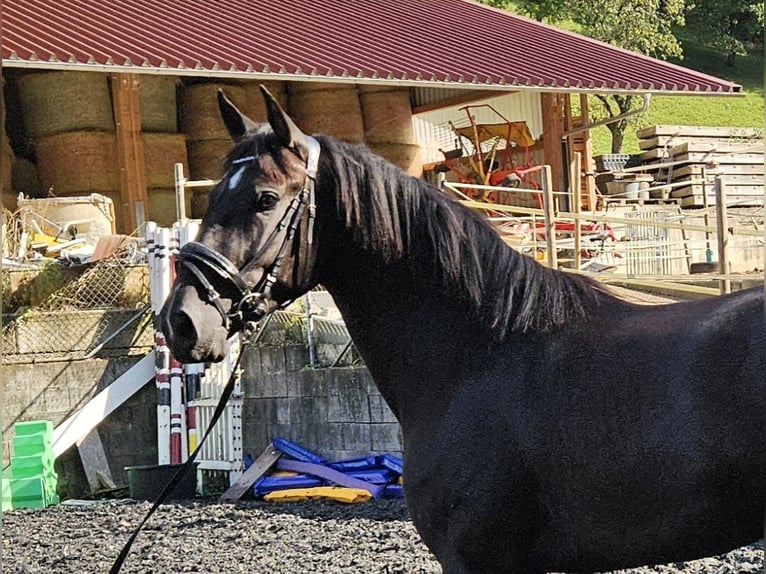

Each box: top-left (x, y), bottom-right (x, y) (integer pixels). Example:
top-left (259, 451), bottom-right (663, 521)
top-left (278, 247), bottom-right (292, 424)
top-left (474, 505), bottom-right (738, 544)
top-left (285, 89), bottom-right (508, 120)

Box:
top-left (636, 125), bottom-right (763, 207)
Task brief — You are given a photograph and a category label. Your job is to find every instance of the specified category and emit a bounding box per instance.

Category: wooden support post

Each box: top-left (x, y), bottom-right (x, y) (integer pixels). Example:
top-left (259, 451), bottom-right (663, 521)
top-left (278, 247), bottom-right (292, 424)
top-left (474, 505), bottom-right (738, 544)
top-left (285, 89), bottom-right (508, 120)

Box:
top-left (540, 93), bottom-right (565, 195)
top-left (111, 73), bottom-right (148, 233)
top-left (541, 165), bottom-right (557, 269)
top-left (714, 176), bottom-right (730, 294)
top-left (572, 152), bottom-right (582, 270)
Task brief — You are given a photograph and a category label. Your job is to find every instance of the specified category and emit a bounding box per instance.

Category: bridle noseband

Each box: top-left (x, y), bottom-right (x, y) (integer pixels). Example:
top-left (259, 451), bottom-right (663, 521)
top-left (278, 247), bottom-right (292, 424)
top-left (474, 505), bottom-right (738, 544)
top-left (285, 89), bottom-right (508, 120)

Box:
top-left (174, 136), bottom-right (321, 332)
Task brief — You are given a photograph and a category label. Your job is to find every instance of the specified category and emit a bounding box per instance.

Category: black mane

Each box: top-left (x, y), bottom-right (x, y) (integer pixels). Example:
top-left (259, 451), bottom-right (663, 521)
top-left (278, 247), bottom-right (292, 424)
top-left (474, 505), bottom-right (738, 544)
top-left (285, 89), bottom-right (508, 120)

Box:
top-left (226, 129), bottom-right (610, 337)
top-left (314, 136), bottom-right (610, 337)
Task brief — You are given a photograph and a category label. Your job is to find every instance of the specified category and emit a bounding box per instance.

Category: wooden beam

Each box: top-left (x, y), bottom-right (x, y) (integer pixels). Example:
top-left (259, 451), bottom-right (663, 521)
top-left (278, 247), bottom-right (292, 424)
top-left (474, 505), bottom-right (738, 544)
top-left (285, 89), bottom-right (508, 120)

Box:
top-left (412, 90), bottom-right (513, 115)
top-left (540, 93), bottom-right (565, 194)
top-left (111, 73), bottom-right (147, 233)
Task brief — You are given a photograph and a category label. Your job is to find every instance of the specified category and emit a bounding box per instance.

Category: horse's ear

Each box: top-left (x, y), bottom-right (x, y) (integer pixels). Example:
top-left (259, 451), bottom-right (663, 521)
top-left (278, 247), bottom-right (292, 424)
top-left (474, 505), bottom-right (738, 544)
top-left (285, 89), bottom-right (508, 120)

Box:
top-left (217, 89), bottom-right (258, 142)
top-left (260, 85), bottom-right (312, 162)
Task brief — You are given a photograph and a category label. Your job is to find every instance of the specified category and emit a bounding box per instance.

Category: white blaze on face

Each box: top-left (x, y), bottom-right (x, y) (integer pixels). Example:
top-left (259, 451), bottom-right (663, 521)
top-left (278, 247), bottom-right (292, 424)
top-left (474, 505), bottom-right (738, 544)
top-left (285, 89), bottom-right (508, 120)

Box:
top-left (228, 165), bottom-right (247, 190)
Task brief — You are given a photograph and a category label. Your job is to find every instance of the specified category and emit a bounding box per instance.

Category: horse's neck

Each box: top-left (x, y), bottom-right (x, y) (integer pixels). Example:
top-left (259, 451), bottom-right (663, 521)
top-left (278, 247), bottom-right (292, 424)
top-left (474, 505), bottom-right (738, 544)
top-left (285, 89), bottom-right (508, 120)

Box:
top-left (319, 242), bottom-right (491, 425)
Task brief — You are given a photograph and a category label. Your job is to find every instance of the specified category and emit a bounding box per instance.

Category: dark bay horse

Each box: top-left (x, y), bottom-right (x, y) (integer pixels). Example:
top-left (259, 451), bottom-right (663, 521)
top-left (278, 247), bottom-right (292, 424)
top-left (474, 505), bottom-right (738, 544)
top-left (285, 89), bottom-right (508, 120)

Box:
top-left (161, 86), bottom-right (764, 573)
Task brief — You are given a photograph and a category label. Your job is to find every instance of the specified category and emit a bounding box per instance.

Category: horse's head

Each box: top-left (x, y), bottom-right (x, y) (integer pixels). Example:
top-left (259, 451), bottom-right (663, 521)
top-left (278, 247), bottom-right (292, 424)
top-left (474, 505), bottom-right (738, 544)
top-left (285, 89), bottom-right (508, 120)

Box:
top-left (161, 87), bottom-right (321, 363)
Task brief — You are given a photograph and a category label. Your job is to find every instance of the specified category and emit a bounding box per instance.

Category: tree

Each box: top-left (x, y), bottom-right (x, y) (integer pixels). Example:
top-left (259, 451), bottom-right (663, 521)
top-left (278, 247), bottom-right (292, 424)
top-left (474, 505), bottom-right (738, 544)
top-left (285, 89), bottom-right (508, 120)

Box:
top-left (685, 1), bottom-right (764, 66)
top-left (481, 0), bottom-right (686, 153)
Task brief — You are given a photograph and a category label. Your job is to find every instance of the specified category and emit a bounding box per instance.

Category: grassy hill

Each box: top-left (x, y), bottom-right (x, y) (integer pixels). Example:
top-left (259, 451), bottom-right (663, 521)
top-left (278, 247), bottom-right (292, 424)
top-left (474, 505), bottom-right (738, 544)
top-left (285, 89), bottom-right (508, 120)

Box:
top-left (588, 31), bottom-right (764, 155)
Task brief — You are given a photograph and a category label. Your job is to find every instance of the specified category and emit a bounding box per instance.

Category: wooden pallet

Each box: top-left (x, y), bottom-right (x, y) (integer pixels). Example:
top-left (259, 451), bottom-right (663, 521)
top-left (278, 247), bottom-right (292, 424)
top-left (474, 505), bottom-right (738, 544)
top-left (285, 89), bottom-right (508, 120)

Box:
top-left (635, 125), bottom-right (763, 207)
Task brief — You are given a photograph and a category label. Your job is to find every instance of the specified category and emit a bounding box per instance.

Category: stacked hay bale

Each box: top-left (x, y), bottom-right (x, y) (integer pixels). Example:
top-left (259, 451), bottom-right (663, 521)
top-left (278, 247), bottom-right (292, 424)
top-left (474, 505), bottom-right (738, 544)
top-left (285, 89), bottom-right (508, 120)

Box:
top-left (18, 71), bottom-right (187, 232)
top-left (2, 74), bottom-right (20, 211)
top-left (180, 82), bottom-right (248, 216)
top-left (17, 71), bottom-right (118, 226)
top-left (288, 82), bottom-right (365, 144)
top-left (358, 85), bottom-right (421, 176)
top-left (138, 75), bottom-right (189, 226)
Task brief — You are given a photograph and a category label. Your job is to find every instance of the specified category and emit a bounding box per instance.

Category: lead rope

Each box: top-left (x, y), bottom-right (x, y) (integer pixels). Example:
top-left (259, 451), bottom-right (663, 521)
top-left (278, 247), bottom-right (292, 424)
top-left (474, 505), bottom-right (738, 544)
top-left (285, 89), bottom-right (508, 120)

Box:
top-left (109, 348), bottom-right (244, 574)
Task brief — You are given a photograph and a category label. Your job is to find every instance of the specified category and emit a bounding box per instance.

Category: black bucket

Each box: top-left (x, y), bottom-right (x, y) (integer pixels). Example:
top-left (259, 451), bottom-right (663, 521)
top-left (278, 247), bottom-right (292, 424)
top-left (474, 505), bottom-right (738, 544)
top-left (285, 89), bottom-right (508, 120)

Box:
top-left (125, 463), bottom-right (198, 501)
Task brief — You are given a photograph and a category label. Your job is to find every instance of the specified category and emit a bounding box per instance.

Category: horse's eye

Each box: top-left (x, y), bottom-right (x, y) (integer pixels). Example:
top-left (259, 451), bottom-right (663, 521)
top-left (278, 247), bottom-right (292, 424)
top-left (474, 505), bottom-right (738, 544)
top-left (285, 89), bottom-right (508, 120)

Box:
top-left (258, 192), bottom-right (279, 210)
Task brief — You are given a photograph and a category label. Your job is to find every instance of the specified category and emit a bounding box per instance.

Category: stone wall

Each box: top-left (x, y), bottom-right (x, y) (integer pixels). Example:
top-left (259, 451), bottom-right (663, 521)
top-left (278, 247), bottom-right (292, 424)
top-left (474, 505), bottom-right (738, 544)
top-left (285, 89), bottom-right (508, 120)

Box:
top-left (241, 344), bottom-right (401, 462)
top-left (2, 343), bottom-right (401, 499)
top-left (1, 356), bottom-right (157, 497)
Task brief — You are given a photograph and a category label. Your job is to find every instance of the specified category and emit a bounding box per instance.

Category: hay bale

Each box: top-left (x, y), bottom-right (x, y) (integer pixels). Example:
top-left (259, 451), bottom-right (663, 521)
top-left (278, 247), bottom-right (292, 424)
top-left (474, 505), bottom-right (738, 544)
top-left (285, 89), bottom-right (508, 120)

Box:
top-left (3, 191), bottom-right (18, 212)
top-left (139, 75), bottom-right (179, 132)
top-left (242, 80), bottom-right (289, 121)
top-left (142, 133), bottom-right (188, 189)
top-left (186, 138), bottom-right (230, 181)
top-left (17, 71), bottom-right (114, 138)
top-left (367, 142), bottom-right (423, 177)
top-left (147, 188), bottom-right (193, 226)
top-left (11, 156), bottom-right (42, 197)
top-left (288, 83), bottom-right (364, 143)
top-left (2, 135), bottom-right (13, 192)
top-left (180, 83), bottom-right (246, 141)
top-left (35, 131), bottom-right (119, 195)
top-left (191, 189), bottom-right (210, 218)
top-left (358, 86), bottom-right (414, 145)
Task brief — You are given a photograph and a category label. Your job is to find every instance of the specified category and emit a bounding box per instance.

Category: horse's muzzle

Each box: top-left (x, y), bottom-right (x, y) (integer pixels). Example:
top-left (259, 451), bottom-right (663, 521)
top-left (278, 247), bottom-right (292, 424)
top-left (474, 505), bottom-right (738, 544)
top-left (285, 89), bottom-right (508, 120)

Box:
top-left (161, 284), bottom-right (231, 363)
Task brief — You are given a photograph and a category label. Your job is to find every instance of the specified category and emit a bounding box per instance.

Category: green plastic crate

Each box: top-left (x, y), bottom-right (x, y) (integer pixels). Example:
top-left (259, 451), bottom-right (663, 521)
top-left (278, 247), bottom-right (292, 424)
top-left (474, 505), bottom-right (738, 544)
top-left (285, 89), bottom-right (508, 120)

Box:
top-left (10, 476), bottom-right (47, 510)
top-left (10, 454), bottom-right (53, 477)
top-left (12, 433), bottom-right (50, 457)
top-left (14, 420), bottom-right (53, 439)
top-left (2, 477), bottom-right (12, 512)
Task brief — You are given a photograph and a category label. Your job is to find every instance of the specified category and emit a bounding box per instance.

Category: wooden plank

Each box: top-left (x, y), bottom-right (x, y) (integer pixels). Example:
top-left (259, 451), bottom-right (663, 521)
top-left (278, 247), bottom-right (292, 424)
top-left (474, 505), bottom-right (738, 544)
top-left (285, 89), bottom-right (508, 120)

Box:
top-left (76, 429), bottom-right (117, 494)
top-left (218, 443), bottom-right (281, 502)
top-left (636, 125), bottom-right (764, 140)
top-left (658, 151), bottom-right (764, 165)
top-left (676, 192), bottom-right (763, 208)
top-left (671, 184), bottom-right (763, 198)
top-left (51, 353), bottom-right (155, 458)
top-left (638, 134), bottom-right (765, 151)
top-left (111, 73), bottom-right (148, 233)
top-left (669, 141), bottom-right (764, 156)
top-left (673, 164), bottom-right (765, 178)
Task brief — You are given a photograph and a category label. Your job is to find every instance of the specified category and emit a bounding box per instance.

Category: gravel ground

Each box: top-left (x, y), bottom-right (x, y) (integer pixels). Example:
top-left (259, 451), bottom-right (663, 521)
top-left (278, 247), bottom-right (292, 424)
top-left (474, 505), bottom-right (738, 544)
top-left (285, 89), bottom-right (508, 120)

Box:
top-left (2, 498), bottom-right (762, 573)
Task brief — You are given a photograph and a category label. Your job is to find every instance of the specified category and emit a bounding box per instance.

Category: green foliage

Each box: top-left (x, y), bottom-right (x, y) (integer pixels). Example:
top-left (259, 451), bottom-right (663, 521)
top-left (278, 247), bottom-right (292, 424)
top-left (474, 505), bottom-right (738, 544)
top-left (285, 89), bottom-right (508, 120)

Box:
top-left (685, 1), bottom-right (764, 65)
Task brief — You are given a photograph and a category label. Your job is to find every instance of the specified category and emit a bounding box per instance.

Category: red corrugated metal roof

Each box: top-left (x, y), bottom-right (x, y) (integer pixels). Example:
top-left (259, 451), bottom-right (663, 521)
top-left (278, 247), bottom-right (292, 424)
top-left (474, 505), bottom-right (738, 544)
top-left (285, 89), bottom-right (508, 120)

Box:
top-left (1, 0), bottom-right (741, 94)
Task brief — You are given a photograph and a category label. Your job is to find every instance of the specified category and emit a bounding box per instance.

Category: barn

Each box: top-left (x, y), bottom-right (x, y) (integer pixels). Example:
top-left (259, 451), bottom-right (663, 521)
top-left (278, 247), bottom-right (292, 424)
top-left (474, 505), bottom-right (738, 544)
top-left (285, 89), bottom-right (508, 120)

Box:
top-left (1, 0), bottom-right (742, 233)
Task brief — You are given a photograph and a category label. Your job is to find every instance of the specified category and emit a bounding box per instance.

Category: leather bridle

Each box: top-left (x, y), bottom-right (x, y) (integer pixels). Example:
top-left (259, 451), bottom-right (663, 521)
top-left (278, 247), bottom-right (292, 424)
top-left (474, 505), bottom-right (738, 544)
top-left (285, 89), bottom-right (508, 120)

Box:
top-left (174, 136), bottom-right (321, 332)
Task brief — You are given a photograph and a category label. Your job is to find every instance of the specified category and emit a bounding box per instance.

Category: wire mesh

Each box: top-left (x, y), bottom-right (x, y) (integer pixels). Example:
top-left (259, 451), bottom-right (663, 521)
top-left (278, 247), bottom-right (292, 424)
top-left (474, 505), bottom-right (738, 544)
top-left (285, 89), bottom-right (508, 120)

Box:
top-left (2, 256), bottom-right (152, 363)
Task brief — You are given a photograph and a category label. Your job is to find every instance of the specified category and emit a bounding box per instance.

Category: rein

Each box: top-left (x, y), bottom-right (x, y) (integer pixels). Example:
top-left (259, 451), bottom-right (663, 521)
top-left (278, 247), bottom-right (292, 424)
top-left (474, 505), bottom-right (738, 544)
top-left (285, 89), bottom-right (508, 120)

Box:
top-left (110, 347), bottom-right (242, 574)
top-left (111, 137), bottom-right (322, 572)
top-left (175, 136), bottom-right (320, 331)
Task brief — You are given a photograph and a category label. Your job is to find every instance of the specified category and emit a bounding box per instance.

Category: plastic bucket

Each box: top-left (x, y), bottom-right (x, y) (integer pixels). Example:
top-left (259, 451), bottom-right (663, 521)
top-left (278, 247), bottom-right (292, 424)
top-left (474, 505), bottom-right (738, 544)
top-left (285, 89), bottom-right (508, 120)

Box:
top-left (125, 463), bottom-right (198, 501)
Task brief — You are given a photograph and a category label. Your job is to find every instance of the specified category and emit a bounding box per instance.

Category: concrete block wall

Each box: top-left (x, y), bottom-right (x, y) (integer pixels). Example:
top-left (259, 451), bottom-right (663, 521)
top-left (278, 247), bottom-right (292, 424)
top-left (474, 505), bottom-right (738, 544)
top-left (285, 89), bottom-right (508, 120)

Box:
top-left (241, 344), bottom-right (402, 462)
top-left (2, 342), bottom-right (402, 498)
top-left (1, 356), bottom-right (157, 497)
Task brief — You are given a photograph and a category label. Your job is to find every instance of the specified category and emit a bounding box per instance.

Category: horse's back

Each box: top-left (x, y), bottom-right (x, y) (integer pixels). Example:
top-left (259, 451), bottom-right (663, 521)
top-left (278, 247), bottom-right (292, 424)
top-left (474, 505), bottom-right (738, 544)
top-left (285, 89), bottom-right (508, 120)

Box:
top-left (402, 287), bottom-right (764, 573)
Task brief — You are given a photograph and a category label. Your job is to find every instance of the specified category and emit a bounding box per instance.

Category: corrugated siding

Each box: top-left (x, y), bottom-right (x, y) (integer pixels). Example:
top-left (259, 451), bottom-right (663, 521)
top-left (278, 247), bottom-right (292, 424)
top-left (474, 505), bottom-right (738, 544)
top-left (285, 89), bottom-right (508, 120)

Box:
top-left (414, 92), bottom-right (542, 164)
top-left (1, 0), bottom-right (740, 95)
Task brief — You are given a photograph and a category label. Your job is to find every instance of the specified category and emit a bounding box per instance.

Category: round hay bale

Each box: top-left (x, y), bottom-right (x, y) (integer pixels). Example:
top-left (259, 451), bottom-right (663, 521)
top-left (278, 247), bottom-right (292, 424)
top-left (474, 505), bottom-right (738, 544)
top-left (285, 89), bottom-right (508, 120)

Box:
top-left (2, 135), bottom-right (13, 192)
top-left (180, 83), bottom-right (246, 141)
top-left (35, 131), bottom-right (119, 195)
top-left (288, 83), bottom-right (364, 143)
top-left (142, 133), bottom-right (188, 189)
top-left (186, 138), bottom-right (230, 181)
top-left (147, 188), bottom-right (193, 226)
top-left (191, 189), bottom-right (210, 219)
top-left (11, 156), bottom-right (42, 197)
top-left (3, 190), bottom-right (18, 212)
top-left (358, 87), bottom-right (414, 144)
top-left (367, 142), bottom-right (423, 177)
top-left (242, 80), bottom-right (288, 121)
top-left (17, 71), bottom-right (114, 138)
top-left (139, 75), bottom-right (179, 133)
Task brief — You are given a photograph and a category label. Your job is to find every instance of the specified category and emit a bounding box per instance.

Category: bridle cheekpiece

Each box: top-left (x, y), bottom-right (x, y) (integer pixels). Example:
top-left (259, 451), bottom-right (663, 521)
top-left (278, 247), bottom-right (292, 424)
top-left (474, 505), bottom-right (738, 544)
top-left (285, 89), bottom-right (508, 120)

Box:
top-left (175, 136), bottom-right (321, 332)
